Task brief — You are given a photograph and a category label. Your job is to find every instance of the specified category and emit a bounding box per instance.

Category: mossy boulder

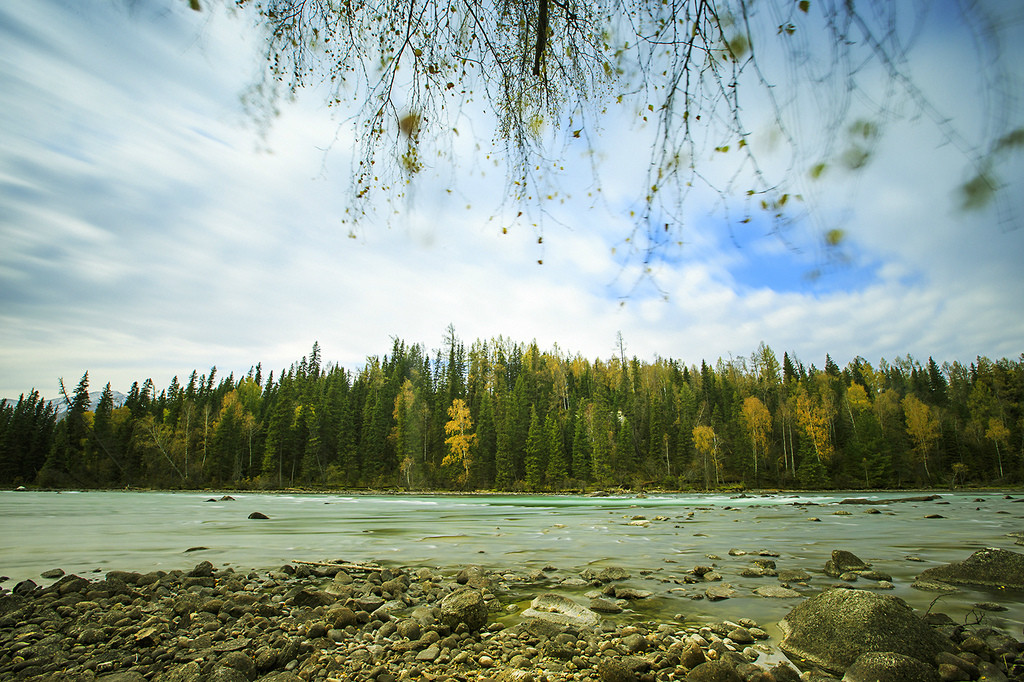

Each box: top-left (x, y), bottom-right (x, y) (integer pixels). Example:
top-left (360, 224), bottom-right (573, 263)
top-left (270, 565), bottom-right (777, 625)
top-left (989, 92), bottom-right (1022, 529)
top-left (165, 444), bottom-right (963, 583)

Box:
top-left (778, 588), bottom-right (951, 674)
top-left (915, 547), bottom-right (1024, 589)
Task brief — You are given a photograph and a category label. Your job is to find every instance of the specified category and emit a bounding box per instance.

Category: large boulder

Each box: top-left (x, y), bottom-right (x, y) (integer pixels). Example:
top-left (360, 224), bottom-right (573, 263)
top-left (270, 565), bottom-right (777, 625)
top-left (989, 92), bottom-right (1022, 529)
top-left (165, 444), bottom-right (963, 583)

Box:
top-left (915, 547), bottom-right (1024, 589)
top-left (778, 588), bottom-right (952, 674)
top-left (439, 588), bottom-right (488, 632)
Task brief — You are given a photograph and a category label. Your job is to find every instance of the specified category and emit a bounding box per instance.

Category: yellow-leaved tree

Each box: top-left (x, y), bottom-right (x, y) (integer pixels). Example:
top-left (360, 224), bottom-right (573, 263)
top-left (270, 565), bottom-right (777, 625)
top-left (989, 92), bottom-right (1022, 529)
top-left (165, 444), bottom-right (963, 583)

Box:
top-left (443, 398), bottom-right (476, 485)
top-left (740, 396), bottom-right (771, 485)
top-left (902, 394), bottom-right (939, 483)
top-left (692, 424), bottom-right (720, 490)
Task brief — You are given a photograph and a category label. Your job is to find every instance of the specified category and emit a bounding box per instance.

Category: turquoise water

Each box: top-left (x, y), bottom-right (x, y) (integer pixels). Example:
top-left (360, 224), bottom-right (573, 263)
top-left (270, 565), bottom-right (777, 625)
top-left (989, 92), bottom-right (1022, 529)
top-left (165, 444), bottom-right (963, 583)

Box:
top-left (1, 490), bottom-right (1022, 631)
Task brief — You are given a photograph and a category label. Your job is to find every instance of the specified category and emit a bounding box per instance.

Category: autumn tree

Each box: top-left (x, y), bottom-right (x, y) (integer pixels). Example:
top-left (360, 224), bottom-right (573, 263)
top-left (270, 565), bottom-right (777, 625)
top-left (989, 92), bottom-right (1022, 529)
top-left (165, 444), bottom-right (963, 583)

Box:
top-left (443, 398), bottom-right (476, 485)
top-left (692, 424), bottom-right (719, 489)
top-left (795, 391), bottom-right (834, 464)
top-left (902, 394), bottom-right (939, 483)
top-left (739, 395), bottom-right (771, 486)
top-left (985, 417), bottom-right (1010, 480)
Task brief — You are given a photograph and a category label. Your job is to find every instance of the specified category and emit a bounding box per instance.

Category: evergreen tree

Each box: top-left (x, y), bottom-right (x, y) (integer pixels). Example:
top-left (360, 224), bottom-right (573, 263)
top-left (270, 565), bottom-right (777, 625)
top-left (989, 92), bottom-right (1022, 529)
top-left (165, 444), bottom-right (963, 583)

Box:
top-left (570, 408), bottom-right (591, 485)
top-left (544, 411), bottom-right (568, 490)
top-left (524, 406), bottom-right (544, 490)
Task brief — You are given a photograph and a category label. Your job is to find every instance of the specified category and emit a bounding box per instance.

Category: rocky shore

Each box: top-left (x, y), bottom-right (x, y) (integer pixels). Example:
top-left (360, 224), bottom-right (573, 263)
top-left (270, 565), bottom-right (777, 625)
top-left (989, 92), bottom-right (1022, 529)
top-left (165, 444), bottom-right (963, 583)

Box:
top-left (1, 552), bottom-right (1023, 682)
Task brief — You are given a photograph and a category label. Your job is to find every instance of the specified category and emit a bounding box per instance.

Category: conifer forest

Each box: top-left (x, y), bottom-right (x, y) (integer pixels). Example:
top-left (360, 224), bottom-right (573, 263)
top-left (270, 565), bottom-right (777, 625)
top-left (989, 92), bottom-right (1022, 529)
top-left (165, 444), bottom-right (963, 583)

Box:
top-left (2, 333), bottom-right (1022, 491)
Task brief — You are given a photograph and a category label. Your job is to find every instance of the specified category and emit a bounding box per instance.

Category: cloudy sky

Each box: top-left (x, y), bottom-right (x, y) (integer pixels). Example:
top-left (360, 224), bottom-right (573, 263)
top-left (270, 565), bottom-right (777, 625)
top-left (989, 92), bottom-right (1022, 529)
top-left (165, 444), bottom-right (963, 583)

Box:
top-left (1, 0), bottom-right (1022, 400)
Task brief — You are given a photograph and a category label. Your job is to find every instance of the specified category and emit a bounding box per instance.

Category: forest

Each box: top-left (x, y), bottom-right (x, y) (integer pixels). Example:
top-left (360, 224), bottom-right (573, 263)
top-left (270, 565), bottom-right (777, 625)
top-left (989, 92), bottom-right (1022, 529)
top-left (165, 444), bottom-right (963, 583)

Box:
top-left (1, 332), bottom-right (1022, 491)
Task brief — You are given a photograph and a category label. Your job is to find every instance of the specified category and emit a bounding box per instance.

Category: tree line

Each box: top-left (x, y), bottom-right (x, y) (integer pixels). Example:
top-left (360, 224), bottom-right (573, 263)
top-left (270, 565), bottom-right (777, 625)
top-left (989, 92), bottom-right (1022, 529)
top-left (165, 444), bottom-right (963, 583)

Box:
top-left (2, 331), bottom-right (1021, 490)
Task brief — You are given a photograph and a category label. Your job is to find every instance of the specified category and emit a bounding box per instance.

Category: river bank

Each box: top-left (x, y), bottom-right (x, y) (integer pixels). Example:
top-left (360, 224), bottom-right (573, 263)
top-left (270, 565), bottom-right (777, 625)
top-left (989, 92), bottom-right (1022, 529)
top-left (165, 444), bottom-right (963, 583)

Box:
top-left (3, 554), bottom-right (1023, 682)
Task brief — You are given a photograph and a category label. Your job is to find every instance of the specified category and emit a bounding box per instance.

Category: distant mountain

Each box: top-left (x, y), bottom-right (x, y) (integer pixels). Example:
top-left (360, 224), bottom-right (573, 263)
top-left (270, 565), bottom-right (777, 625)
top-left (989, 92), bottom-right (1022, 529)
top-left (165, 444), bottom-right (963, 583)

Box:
top-left (49, 390), bottom-right (128, 417)
top-left (0, 390), bottom-right (129, 418)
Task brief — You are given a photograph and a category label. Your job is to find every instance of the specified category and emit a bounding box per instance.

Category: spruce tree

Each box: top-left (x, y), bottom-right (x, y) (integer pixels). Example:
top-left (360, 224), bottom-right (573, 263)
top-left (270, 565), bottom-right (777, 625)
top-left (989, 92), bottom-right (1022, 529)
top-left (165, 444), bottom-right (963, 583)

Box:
top-left (524, 406), bottom-right (544, 491)
top-left (571, 408), bottom-right (591, 485)
top-left (544, 412), bottom-right (568, 490)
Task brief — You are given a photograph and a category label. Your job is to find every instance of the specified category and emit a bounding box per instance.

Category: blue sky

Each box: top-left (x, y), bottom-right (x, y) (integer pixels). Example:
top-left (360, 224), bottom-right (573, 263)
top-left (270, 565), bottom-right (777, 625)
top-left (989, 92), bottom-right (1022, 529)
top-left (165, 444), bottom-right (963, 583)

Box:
top-left (1, 0), bottom-right (1022, 400)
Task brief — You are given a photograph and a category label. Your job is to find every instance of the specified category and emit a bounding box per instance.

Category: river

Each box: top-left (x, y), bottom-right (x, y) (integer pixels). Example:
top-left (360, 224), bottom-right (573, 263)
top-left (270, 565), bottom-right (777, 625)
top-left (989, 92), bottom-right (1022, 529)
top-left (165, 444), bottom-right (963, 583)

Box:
top-left (1, 490), bottom-right (1022, 634)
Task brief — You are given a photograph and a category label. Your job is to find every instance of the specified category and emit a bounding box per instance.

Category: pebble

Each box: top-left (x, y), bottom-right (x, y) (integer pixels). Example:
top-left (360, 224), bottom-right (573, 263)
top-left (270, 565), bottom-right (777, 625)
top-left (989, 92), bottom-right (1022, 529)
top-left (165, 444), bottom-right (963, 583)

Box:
top-left (0, 558), bottom-right (1020, 682)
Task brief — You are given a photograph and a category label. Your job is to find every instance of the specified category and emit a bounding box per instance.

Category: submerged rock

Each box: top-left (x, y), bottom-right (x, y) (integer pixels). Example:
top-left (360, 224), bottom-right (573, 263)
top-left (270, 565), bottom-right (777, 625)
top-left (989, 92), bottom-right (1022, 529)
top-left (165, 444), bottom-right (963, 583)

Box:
top-left (778, 588), bottom-right (952, 674)
top-left (753, 585), bottom-right (802, 598)
top-left (915, 547), bottom-right (1024, 589)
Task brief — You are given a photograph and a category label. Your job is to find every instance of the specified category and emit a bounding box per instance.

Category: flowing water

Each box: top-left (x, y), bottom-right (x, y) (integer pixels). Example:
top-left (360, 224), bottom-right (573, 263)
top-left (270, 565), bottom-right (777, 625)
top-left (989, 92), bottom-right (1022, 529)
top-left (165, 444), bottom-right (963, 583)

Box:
top-left (2, 490), bottom-right (1022, 634)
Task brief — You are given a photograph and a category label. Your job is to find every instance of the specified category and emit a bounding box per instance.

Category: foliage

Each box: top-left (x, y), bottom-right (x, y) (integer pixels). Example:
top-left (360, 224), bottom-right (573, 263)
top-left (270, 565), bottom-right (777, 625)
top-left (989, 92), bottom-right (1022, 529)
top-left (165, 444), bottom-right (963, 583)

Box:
top-left (3, 337), bottom-right (1023, 490)
top-left (228, 0), bottom-right (1021, 261)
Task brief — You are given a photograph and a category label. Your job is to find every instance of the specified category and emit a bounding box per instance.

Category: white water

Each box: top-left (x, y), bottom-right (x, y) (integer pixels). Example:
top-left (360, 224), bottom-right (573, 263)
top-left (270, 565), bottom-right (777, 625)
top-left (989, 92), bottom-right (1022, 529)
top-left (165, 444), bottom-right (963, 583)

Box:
top-left (1, 490), bottom-right (1022, 631)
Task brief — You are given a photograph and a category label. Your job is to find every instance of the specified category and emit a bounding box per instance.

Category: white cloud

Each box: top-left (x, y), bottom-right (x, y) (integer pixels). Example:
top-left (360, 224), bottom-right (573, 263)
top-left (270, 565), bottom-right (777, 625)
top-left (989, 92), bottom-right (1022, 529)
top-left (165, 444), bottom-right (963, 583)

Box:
top-left (0, 0), bottom-right (1022, 400)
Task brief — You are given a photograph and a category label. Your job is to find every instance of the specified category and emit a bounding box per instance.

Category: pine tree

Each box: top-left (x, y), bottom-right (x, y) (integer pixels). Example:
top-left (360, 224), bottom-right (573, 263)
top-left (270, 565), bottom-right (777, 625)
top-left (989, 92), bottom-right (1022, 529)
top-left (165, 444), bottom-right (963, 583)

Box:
top-left (524, 406), bottom-right (544, 490)
top-left (544, 411), bottom-right (568, 490)
top-left (571, 408), bottom-right (591, 484)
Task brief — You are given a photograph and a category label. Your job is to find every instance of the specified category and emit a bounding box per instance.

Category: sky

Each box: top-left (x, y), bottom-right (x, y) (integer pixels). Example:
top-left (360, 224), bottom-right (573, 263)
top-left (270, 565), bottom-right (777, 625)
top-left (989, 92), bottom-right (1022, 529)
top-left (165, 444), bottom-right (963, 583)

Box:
top-left (1, 0), bottom-right (1022, 400)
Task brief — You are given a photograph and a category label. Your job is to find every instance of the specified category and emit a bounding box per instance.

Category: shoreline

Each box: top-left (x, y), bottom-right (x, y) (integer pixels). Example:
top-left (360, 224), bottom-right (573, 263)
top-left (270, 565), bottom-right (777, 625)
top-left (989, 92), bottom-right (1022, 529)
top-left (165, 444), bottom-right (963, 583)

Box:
top-left (3, 556), bottom-right (1023, 681)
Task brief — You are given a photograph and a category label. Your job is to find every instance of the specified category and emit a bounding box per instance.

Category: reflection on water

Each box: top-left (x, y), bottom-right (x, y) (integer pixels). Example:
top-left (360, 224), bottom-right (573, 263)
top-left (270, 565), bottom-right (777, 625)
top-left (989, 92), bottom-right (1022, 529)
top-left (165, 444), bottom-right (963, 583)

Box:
top-left (0, 490), bottom-right (1022, 631)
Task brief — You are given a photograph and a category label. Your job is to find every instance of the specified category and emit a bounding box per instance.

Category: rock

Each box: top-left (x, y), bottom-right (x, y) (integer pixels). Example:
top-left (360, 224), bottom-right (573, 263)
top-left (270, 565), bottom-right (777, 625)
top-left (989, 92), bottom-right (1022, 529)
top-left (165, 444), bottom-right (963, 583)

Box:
top-left (154, 662), bottom-right (203, 682)
top-left (678, 640), bottom-right (707, 669)
top-left (824, 550), bottom-right (870, 577)
top-left (597, 659), bottom-right (638, 682)
top-left (598, 566), bottom-right (631, 581)
top-left (974, 601), bottom-right (1007, 611)
top-left (590, 596), bottom-right (624, 613)
top-left (416, 644), bottom-right (440, 661)
top-left (291, 589), bottom-right (334, 607)
top-left (456, 565), bottom-right (491, 588)
top-left (613, 587), bottom-right (653, 600)
top-left (911, 580), bottom-right (959, 593)
top-left (207, 667), bottom-right (249, 682)
top-left (396, 618), bottom-right (422, 640)
top-left (98, 673), bottom-right (148, 682)
top-left (754, 585), bottom-right (802, 598)
top-left (704, 584), bottom-right (736, 601)
top-left (325, 605), bottom-right (357, 628)
top-left (254, 674), bottom-right (301, 682)
top-left (935, 652), bottom-right (979, 680)
top-left (521, 593), bottom-right (600, 627)
top-left (684, 660), bottom-right (742, 681)
top-left (778, 588), bottom-right (953, 674)
top-left (727, 627), bottom-right (754, 644)
top-left (218, 650), bottom-right (256, 680)
top-left (778, 569), bottom-right (811, 582)
top-left (40, 568), bottom-right (65, 579)
top-left (915, 547), bottom-right (1024, 589)
top-left (767, 664), bottom-right (802, 682)
top-left (248, 511), bottom-right (269, 519)
top-left (439, 587), bottom-right (488, 631)
top-left (841, 651), bottom-right (940, 682)
top-left (189, 560), bottom-right (215, 577)
top-left (12, 579), bottom-right (37, 595)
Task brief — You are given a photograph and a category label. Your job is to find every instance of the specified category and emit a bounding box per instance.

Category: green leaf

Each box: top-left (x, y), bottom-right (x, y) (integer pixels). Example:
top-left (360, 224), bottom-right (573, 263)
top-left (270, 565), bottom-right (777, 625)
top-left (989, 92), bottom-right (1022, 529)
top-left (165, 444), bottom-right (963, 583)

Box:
top-left (809, 162), bottom-right (827, 179)
top-left (798, 0), bottom-right (810, 13)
